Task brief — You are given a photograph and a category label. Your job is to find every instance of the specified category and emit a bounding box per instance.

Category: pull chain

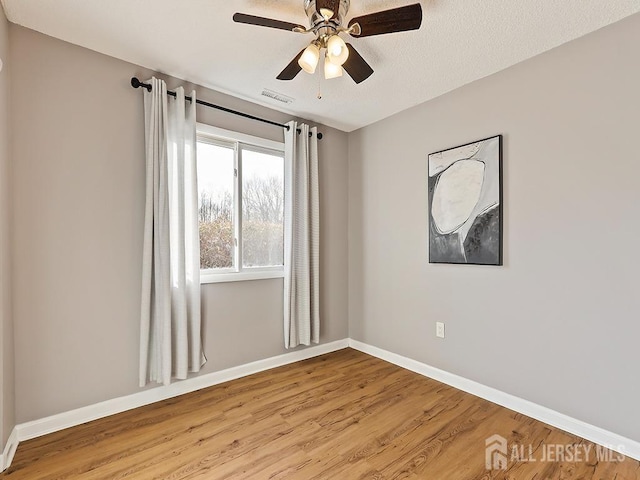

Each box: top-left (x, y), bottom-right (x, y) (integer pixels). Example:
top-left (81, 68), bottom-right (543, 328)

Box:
top-left (317, 62), bottom-right (323, 100)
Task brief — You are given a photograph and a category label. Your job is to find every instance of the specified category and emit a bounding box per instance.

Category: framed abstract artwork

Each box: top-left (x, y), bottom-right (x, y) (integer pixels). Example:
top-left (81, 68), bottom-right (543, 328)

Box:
top-left (428, 135), bottom-right (502, 265)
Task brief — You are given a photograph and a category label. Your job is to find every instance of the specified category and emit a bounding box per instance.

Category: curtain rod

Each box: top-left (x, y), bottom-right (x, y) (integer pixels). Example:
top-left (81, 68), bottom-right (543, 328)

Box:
top-left (130, 77), bottom-right (323, 140)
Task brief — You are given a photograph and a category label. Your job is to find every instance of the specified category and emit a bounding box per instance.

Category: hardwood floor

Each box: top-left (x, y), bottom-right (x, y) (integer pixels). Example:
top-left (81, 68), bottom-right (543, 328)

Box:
top-left (2, 349), bottom-right (639, 479)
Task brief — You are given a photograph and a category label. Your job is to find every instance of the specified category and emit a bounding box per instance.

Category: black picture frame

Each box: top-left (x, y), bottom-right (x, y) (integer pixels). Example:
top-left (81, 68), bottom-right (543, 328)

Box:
top-left (428, 135), bottom-right (503, 266)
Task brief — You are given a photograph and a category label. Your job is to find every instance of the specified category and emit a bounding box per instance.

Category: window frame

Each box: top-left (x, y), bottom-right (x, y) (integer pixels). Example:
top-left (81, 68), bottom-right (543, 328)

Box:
top-left (196, 123), bottom-right (286, 284)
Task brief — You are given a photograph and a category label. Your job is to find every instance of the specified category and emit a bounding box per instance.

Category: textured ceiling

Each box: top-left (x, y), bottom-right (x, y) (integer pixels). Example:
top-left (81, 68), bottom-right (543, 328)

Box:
top-left (2, 0), bottom-right (639, 132)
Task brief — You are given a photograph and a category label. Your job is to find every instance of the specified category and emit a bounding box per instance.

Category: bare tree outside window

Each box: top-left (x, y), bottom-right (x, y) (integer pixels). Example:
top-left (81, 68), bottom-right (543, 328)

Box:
top-left (242, 150), bottom-right (284, 267)
top-left (199, 191), bottom-right (233, 269)
top-left (196, 138), bottom-right (284, 272)
top-left (197, 141), bottom-right (235, 269)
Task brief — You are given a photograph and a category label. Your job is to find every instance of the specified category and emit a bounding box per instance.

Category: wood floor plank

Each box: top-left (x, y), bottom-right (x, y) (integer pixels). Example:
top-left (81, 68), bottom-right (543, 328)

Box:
top-left (2, 349), bottom-right (638, 479)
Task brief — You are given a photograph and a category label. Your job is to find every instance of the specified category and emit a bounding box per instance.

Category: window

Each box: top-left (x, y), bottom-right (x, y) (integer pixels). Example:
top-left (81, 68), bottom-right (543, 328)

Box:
top-left (196, 124), bottom-right (286, 283)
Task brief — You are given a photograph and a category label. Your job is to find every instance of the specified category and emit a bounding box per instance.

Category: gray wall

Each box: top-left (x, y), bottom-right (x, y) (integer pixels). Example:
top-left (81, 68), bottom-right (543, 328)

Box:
top-left (0, 4), bottom-right (15, 447)
top-left (349, 13), bottom-right (640, 442)
top-left (9, 25), bottom-right (348, 423)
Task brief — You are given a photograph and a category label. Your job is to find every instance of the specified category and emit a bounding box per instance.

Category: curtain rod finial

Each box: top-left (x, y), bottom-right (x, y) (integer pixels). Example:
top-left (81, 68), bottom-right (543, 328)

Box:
top-left (131, 77), bottom-right (151, 92)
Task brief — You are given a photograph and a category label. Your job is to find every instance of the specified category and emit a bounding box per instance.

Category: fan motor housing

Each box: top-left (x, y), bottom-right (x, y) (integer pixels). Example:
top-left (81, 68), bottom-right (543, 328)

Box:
top-left (304, 0), bottom-right (350, 29)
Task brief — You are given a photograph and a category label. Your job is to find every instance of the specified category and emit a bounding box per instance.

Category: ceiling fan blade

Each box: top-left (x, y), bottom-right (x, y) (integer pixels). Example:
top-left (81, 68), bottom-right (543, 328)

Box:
top-left (342, 44), bottom-right (374, 84)
top-left (233, 13), bottom-right (305, 32)
top-left (316, 0), bottom-right (341, 19)
top-left (276, 49), bottom-right (306, 80)
top-left (348, 3), bottom-right (422, 37)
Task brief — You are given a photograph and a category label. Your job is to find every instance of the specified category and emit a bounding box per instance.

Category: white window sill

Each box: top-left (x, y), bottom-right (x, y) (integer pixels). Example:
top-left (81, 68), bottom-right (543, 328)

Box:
top-left (200, 270), bottom-right (284, 284)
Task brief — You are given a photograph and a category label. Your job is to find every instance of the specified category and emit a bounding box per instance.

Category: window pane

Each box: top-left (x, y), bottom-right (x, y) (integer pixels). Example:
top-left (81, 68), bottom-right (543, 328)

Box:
top-left (197, 141), bottom-right (235, 269)
top-left (241, 148), bottom-right (284, 267)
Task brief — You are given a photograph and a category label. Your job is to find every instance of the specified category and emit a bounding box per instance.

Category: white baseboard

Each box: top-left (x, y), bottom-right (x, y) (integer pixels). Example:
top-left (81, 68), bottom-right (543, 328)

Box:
top-left (7, 338), bottom-right (348, 465)
top-left (4, 337), bottom-right (639, 472)
top-left (1, 427), bottom-right (18, 472)
top-left (348, 339), bottom-right (640, 462)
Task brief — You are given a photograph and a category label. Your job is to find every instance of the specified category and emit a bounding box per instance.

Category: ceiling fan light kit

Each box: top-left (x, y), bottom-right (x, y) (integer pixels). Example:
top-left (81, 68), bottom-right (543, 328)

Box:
top-left (296, 34), bottom-right (348, 79)
top-left (233, 0), bottom-right (423, 85)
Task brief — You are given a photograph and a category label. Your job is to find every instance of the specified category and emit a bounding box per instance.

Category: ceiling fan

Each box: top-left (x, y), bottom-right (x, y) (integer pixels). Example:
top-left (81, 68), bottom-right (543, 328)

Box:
top-left (233, 0), bottom-right (423, 84)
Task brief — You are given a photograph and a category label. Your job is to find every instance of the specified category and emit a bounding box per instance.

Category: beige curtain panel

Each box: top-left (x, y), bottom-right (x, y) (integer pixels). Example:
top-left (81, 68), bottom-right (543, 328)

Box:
top-left (139, 77), bottom-right (205, 386)
top-left (283, 121), bottom-right (320, 349)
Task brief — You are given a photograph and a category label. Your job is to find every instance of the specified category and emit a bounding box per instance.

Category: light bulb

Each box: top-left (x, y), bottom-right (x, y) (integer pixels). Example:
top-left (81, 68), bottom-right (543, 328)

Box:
top-left (324, 57), bottom-right (343, 79)
top-left (319, 8), bottom-right (334, 20)
top-left (298, 43), bottom-right (320, 74)
top-left (326, 35), bottom-right (349, 66)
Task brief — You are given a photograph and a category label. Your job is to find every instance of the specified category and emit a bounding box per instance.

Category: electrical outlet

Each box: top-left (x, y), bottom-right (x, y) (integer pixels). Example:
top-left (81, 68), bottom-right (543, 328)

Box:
top-left (436, 322), bottom-right (445, 339)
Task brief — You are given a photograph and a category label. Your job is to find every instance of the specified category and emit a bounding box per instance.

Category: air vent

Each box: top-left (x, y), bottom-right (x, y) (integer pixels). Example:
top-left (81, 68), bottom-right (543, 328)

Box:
top-left (261, 89), bottom-right (295, 105)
